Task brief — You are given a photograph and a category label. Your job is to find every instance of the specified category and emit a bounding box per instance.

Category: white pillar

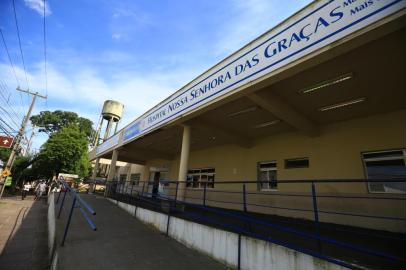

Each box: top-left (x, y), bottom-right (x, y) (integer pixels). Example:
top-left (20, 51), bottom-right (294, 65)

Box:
top-left (177, 125), bottom-right (191, 201)
top-left (104, 150), bottom-right (119, 197)
top-left (90, 158), bottom-right (100, 192)
top-left (107, 150), bottom-right (119, 181)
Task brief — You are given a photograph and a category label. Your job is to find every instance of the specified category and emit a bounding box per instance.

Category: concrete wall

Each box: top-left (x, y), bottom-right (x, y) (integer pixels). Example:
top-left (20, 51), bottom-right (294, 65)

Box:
top-left (115, 163), bottom-right (147, 182)
top-left (169, 216), bottom-right (238, 266)
top-left (47, 192), bottom-right (56, 260)
top-left (241, 236), bottom-right (344, 270)
top-left (47, 192), bottom-right (59, 270)
top-left (110, 198), bottom-right (349, 270)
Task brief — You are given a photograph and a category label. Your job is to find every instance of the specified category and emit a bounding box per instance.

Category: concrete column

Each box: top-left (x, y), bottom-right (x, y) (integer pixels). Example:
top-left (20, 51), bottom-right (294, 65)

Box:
top-left (90, 158), bottom-right (100, 192)
top-left (104, 117), bottom-right (114, 141)
top-left (107, 150), bottom-right (119, 181)
top-left (177, 125), bottom-right (191, 201)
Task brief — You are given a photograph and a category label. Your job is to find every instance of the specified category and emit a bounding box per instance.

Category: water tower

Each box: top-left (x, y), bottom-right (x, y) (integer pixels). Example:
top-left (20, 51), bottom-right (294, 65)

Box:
top-left (93, 100), bottom-right (124, 146)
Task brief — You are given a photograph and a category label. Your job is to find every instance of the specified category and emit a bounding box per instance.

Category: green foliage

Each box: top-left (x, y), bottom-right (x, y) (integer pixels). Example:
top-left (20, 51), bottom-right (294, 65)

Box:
top-left (30, 110), bottom-right (94, 141)
top-left (1, 155), bottom-right (38, 188)
top-left (11, 156), bottom-right (31, 175)
top-left (34, 125), bottom-right (91, 178)
top-left (0, 148), bottom-right (11, 163)
top-left (10, 155), bottom-right (32, 186)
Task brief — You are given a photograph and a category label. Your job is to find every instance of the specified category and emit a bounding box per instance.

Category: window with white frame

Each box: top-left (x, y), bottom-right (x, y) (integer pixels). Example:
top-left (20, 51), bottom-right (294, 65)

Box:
top-left (130, 173), bottom-right (140, 186)
top-left (362, 149), bottom-right (406, 193)
top-left (186, 168), bottom-right (215, 188)
top-left (258, 161), bottom-right (277, 190)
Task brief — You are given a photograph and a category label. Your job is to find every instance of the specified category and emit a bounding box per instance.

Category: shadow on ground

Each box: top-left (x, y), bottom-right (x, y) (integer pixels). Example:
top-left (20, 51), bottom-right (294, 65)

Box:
top-left (0, 196), bottom-right (49, 270)
top-left (54, 193), bottom-right (228, 270)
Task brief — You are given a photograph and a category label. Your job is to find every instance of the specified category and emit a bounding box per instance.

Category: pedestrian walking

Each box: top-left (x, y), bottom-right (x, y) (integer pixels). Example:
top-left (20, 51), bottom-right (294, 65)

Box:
top-left (35, 181), bottom-right (47, 201)
top-left (22, 182), bottom-right (31, 200)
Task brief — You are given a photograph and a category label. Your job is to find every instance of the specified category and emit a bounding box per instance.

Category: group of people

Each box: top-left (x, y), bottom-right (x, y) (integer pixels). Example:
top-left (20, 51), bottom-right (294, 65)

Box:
top-left (21, 181), bottom-right (48, 200)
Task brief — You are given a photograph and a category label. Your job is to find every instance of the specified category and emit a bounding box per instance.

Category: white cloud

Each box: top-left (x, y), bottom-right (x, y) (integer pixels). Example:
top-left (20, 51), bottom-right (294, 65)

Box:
top-left (1, 0), bottom-right (312, 133)
top-left (214, 0), bottom-right (311, 56)
top-left (112, 33), bottom-right (122, 40)
top-left (1, 59), bottom-right (185, 149)
top-left (24, 0), bottom-right (52, 17)
top-left (0, 59), bottom-right (197, 132)
top-left (2, 0), bottom-right (313, 151)
top-left (109, 5), bottom-right (153, 42)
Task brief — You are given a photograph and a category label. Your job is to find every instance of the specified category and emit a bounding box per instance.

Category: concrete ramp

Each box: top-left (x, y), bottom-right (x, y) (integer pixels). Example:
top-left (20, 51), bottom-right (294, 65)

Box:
top-left (53, 193), bottom-right (227, 270)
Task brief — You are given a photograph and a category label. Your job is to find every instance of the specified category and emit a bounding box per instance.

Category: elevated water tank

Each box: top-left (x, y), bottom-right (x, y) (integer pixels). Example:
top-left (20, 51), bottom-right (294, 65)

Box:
top-left (92, 100), bottom-right (124, 146)
top-left (102, 100), bottom-right (124, 122)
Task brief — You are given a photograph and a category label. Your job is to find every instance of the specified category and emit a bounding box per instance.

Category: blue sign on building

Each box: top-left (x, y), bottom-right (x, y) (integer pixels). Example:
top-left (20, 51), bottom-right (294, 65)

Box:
top-left (124, 122), bottom-right (141, 141)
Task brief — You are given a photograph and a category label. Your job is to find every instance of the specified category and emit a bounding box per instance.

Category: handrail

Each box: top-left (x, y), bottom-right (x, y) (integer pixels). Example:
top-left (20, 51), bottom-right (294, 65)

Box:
top-left (61, 181), bottom-right (96, 215)
top-left (56, 177), bottom-right (97, 246)
top-left (105, 178), bottom-right (406, 269)
top-left (125, 178), bottom-right (406, 184)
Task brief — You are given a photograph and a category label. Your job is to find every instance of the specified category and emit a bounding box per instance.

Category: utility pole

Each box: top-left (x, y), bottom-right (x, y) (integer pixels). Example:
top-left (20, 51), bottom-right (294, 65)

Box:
top-left (0, 87), bottom-right (46, 199)
top-left (24, 125), bottom-right (36, 156)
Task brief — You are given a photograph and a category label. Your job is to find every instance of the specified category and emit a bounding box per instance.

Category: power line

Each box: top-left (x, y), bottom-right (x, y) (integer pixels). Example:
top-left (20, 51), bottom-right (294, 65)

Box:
top-left (0, 87), bottom-right (47, 198)
top-left (0, 129), bottom-right (13, 137)
top-left (0, 29), bottom-right (26, 111)
top-left (12, 0), bottom-right (30, 90)
top-left (0, 116), bottom-right (17, 134)
top-left (0, 80), bottom-right (24, 114)
top-left (0, 105), bottom-right (21, 130)
top-left (0, 116), bottom-right (18, 132)
top-left (0, 28), bottom-right (20, 87)
top-left (0, 123), bottom-right (14, 136)
top-left (0, 82), bottom-right (33, 143)
top-left (0, 95), bottom-right (23, 127)
top-left (0, 80), bottom-right (26, 122)
top-left (43, 0), bottom-right (48, 103)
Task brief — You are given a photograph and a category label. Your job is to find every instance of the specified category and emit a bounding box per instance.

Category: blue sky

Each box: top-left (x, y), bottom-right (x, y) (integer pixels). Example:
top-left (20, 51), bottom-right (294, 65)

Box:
top-left (0, 0), bottom-right (311, 151)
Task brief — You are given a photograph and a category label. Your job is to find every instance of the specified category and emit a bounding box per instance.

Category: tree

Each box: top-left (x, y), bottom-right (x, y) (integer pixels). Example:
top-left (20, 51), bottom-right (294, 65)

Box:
top-left (0, 148), bottom-right (11, 163)
top-left (30, 110), bottom-right (94, 141)
top-left (34, 125), bottom-right (91, 179)
top-left (10, 155), bottom-right (33, 188)
top-left (0, 153), bottom-right (38, 191)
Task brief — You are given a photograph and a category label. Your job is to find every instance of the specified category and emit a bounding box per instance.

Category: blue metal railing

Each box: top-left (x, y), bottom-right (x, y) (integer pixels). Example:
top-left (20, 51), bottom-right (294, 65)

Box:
top-left (56, 177), bottom-right (97, 246)
top-left (104, 178), bottom-right (406, 269)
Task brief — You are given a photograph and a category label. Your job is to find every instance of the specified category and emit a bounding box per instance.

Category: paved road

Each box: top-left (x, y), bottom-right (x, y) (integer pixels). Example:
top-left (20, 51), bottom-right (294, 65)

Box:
top-left (0, 196), bottom-right (49, 270)
top-left (56, 194), bottom-right (228, 270)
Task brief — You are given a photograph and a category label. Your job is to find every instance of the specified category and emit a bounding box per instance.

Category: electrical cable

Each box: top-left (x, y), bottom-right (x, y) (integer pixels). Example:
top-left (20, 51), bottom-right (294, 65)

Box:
top-left (0, 124), bottom-right (13, 136)
top-left (0, 29), bottom-right (26, 112)
top-left (0, 117), bottom-right (17, 135)
top-left (0, 28), bottom-right (20, 87)
top-left (0, 82), bottom-right (25, 123)
top-left (11, 0), bottom-right (31, 111)
top-left (43, 0), bottom-right (48, 106)
top-left (0, 97), bottom-right (22, 124)
top-left (0, 107), bottom-right (21, 130)
top-left (11, 0), bottom-right (29, 90)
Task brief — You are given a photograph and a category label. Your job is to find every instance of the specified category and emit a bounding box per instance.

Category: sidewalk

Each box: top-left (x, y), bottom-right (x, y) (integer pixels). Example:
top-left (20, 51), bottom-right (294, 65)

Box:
top-left (0, 196), bottom-right (49, 270)
top-left (56, 194), bottom-right (228, 270)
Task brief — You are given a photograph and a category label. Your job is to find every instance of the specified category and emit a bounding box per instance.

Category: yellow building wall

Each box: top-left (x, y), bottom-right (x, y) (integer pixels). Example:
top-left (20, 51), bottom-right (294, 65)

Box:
top-left (185, 109), bottom-right (406, 191)
top-left (139, 110), bottom-right (406, 232)
top-left (142, 109), bottom-right (406, 192)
